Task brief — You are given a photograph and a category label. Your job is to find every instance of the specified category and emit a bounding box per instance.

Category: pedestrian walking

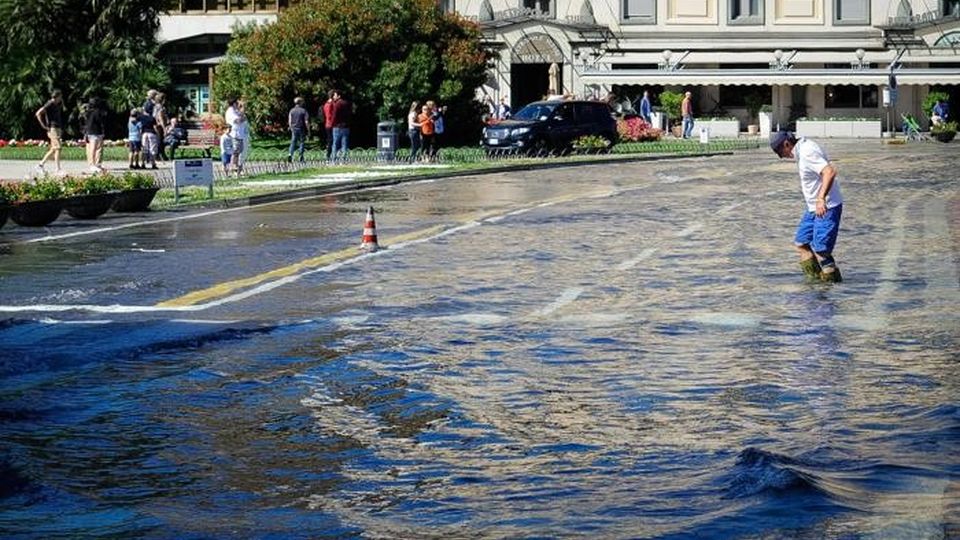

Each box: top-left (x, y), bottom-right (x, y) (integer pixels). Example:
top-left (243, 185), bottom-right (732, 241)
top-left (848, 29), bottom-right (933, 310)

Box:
top-left (225, 98), bottom-right (248, 175)
top-left (288, 96), bottom-right (310, 162)
top-left (35, 89), bottom-right (65, 176)
top-left (638, 90), bottom-right (652, 124)
top-left (330, 89), bottom-right (352, 161)
top-left (681, 91), bottom-right (694, 138)
top-left (127, 108), bottom-right (143, 169)
top-left (418, 103), bottom-right (435, 161)
top-left (770, 131), bottom-right (844, 283)
top-left (407, 101), bottom-right (422, 162)
top-left (83, 97), bottom-right (107, 173)
top-left (323, 90), bottom-right (335, 160)
top-left (139, 108), bottom-right (159, 169)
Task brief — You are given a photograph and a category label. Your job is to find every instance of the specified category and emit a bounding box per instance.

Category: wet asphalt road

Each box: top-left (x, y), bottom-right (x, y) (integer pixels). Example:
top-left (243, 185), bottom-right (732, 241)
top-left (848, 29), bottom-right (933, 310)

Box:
top-left (0, 142), bottom-right (958, 538)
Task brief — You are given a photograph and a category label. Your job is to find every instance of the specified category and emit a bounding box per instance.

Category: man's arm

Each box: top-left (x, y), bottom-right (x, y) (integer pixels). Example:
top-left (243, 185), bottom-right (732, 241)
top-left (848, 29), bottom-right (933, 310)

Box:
top-left (35, 104), bottom-right (48, 129)
top-left (816, 163), bottom-right (837, 217)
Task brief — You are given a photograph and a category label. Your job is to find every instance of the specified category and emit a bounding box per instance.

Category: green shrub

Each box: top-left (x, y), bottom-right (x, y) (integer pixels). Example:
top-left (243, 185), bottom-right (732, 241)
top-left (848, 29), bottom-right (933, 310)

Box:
top-left (119, 172), bottom-right (156, 190)
top-left (19, 177), bottom-right (66, 202)
top-left (0, 182), bottom-right (23, 205)
top-left (61, 174), bottom-right (123, 196)
top-left (932, 121), bottom-right (957, 134)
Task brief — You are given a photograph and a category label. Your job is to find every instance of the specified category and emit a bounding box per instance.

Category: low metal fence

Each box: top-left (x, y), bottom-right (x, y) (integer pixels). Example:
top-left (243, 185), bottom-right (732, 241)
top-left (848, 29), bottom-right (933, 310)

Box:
top-left (150, 138), bottom-right (762, 188)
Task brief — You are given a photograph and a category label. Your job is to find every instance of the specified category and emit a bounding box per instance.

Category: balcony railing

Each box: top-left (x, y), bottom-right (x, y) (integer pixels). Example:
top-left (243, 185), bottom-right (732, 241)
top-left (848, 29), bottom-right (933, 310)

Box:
top-left (165, 0), bottom-right (300, 13)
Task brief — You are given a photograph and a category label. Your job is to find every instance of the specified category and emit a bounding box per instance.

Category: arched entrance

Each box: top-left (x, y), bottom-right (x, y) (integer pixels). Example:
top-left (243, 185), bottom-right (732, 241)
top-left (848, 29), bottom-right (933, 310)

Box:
top-left (511, 33), bottom-right (564, 110)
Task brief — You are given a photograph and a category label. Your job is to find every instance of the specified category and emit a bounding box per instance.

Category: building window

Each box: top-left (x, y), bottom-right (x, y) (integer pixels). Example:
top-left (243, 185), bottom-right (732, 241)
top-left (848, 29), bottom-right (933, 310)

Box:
top-left (729, 0), bottom-right (762, 24)
top-left (826, 85), bottom-right (878, 108)
top-left (438, 0), bottom-right (455, 12)
top-left (522, 0), bottom-right (553, 15)
top-left (834, 0), bottom-right (870, 24)
top-left (945, 0), bottom-right (960, 16)
top-left (623, 0), bottom-right (656, 23)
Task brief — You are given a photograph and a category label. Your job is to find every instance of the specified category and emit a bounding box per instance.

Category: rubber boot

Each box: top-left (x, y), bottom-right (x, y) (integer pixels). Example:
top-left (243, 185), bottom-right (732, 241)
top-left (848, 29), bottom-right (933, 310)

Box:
top-left (820, 266), bottom-right (843, 283)
top-left (799, 257), bottom-right (821, 280)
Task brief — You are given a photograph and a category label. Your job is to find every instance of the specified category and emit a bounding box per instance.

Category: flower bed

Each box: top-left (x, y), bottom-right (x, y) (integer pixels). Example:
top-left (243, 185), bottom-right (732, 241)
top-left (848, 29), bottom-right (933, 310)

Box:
top-left (617, 117), bottom-right (664, 142)
top-left (0, 172), bottom-right (158, 228)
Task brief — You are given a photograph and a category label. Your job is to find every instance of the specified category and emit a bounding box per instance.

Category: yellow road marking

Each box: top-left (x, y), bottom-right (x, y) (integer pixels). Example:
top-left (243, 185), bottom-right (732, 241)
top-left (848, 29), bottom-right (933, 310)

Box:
top-left (156, 190), bottom-right (615, 309)
top-left (156, 224), bottom-right (446, 308)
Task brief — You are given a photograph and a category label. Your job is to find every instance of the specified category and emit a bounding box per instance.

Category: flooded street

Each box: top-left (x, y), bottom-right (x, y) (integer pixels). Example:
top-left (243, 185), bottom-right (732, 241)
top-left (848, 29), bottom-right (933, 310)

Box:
top-left (1, 143), bottom-right (958, 538)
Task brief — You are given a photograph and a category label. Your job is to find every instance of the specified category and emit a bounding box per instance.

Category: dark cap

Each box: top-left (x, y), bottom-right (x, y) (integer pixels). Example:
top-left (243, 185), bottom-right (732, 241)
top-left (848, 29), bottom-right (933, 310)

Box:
top-left (770, 131), bottom-right (795, 158)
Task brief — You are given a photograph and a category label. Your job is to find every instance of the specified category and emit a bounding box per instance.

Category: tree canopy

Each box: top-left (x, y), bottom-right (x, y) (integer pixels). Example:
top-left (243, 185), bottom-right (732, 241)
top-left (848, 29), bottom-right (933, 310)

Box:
top-left (0, 0), bottom-right (170, 138)
top-left (214, 0), bottom-right (492, 145)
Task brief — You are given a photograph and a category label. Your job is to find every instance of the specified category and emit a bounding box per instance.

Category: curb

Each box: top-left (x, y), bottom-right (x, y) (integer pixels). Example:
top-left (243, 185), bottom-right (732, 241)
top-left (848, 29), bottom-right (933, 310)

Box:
top-left (172, 149), bottom-right (748, 210)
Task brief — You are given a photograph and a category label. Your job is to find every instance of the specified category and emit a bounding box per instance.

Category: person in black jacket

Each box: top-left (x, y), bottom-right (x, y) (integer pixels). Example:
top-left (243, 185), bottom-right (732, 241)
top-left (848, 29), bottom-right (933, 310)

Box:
top-left (84, 97), bottom-right (107, 173)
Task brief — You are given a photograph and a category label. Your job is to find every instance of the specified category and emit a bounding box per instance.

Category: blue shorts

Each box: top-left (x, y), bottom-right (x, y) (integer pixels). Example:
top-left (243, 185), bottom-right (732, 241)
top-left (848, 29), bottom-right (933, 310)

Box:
top-left (221, 153), bottom-right (232, 166)
top-left (795, 204), bottom-right (842, 254)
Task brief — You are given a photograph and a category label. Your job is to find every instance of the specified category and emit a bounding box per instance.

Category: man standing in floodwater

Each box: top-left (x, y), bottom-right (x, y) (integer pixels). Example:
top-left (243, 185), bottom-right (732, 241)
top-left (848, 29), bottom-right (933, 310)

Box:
top-left (770, 131), bottom-right (844, 283)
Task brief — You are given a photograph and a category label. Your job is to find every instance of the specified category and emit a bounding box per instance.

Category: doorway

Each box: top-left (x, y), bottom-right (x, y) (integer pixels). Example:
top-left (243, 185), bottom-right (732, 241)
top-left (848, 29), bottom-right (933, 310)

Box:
top-left (510, 63), bottom-right (551, 111)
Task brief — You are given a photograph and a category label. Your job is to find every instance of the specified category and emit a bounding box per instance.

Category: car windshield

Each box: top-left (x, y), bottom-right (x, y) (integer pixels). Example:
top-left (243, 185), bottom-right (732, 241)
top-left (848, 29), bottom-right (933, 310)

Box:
top-left (512, 102), bottom-right (558, 121)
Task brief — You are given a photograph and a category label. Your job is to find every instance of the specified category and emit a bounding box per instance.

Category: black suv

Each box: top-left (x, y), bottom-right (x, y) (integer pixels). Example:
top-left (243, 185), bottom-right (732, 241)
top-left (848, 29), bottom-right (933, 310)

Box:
top-left (481, 100), bottom-right (618, 155)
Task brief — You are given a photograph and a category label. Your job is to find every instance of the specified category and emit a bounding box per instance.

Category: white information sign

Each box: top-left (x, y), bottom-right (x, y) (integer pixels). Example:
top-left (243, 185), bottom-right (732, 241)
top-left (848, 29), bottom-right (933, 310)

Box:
top-left (173, 158), bottom-right (214, 202)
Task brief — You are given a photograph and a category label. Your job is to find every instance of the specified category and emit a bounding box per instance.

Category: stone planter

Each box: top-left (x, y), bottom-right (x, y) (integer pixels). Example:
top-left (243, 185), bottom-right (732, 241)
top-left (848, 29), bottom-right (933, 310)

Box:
top-left (759, 111), bottom-right (773, 139)
top-left (64, 193), bottom-right (119, 220)
top-left (934, 131), bottom-right (956, 143)
top-left (797, 119), bottom-right (881, 138)
top-left (112, 187), bottom-right (160, 212)
top-left (692, 119), bottom-right (740, 138)
top-left (10, 199), bottom-right (64, 227)
top-left (747, 124), bottom-right (759, 135)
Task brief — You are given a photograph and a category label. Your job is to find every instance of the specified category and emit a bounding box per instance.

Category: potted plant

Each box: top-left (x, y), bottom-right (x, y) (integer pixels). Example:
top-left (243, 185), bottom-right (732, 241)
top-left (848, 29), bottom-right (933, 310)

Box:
top-left (0, 182), bottom-right (15, 229)
top-left (572, 134), bottom-right (614, 154)
top-left (62, 174), bottom-right (123, 219)
top-left (9, 177), bottom-right (66, 227)
top-left (931, 120), bottom-right (957, 143)
top-left (745, 93), bottom-right (765, 135)
top-left (658, 91), bottom-right (684, 138)
top-left (112, 172), bottom-right (159, 212)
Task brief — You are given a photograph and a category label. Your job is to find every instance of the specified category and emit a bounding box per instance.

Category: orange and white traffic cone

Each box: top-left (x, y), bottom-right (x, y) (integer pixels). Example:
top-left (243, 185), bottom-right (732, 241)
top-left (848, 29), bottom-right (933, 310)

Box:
top-left (360, 206), bottom-right (380, 252)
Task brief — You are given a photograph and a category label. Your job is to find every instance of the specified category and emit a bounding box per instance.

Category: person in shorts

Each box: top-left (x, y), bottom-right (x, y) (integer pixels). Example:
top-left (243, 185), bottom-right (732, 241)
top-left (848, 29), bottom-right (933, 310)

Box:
top-left (35, 89), bottom-right (65, 175)
top-left (219, 130), bottom-right (233, 174)
top-left (770, 131), bottom-right (844, 283)
top-left (127, 109), bottom-right (143, 169)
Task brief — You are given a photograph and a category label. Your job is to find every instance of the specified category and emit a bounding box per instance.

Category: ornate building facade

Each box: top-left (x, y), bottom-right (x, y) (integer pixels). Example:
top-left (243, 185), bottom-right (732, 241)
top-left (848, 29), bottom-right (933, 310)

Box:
top-left (464, 0), bottom-right (960, 129)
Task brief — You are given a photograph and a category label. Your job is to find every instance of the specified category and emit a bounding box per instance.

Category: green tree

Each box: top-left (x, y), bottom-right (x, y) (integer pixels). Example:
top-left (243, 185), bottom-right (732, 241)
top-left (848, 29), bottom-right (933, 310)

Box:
top-left (0, 0), bottom-right (170, 139)
top-left (214, 0), bottom-right (492, 146)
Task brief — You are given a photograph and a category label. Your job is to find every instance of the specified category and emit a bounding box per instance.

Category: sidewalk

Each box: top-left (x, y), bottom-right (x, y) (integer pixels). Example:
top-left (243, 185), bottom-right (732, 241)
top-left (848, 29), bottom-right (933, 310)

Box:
top-left (0, 159), bottom-right (173, 182)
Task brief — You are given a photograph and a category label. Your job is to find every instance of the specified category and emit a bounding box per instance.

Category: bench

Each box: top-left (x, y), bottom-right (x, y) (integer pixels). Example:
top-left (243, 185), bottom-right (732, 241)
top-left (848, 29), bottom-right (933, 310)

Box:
top-left (175, 128), bottom-right (217, 158)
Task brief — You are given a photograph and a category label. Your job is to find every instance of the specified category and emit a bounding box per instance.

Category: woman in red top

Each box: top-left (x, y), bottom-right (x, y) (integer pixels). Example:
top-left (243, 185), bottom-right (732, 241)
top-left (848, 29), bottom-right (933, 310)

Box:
top-left (418, 104), bottom-right (435, 161)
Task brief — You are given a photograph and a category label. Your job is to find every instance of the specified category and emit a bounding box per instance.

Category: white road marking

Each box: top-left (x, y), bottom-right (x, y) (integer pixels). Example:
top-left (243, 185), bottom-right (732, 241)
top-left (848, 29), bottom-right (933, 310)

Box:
top-left (529, 287), bottom-right (585, 318)
top-left (615, 248), bottom-right (657, 271)
top-left (835, 195), bottom-right (916, 331)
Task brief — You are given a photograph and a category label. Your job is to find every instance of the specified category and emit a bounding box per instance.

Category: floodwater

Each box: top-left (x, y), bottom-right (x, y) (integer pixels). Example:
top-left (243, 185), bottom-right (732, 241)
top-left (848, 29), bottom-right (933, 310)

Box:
top-left (1, 143), bottom-right (958, 538)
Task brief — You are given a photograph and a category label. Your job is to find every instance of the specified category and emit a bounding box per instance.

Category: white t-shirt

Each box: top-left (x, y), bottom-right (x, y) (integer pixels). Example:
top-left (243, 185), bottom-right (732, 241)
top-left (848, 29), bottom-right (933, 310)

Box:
top-left (795, 137), bottom-right (843, 212)
top-left (219, 133), bottom-right (233, 155)
top-left (225, 106), bottom-right (248, 139)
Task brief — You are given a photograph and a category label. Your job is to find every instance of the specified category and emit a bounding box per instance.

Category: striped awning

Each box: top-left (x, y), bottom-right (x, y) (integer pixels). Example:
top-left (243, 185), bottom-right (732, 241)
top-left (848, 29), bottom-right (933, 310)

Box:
top-left (580, 68), bottom-right (960, 86)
